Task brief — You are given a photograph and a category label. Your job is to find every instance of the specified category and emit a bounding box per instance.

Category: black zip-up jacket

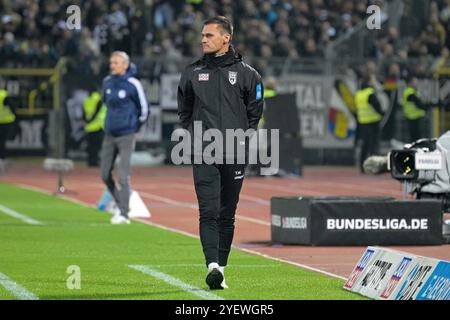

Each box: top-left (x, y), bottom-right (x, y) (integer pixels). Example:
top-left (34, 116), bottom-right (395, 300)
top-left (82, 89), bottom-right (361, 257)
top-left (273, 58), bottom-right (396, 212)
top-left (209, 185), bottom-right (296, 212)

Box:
top-left (177, 46), bottom-right (264, 136)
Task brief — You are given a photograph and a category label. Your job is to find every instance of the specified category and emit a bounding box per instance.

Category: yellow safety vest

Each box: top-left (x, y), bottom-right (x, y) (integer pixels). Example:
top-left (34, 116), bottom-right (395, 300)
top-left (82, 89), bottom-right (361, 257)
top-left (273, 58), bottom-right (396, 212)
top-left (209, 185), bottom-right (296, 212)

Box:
top-left (0, 89), bottom-right (16, 124)
top-left (259, 89), bottom-right (276, 126)
top-left (264, 89), bottom-right (276, 99)
top-left (355, 87), bottom-right (382, 124)
top-left (83, 92), bottom-right (106, 133)
top-left (402, 87), bottom-right (425, 120)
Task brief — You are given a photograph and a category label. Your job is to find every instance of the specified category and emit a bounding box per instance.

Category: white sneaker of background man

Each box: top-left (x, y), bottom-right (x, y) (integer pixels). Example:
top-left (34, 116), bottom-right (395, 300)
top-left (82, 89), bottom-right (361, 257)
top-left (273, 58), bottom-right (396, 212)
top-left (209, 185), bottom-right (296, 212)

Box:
top-left (110, 214), bottom-right (130, 225)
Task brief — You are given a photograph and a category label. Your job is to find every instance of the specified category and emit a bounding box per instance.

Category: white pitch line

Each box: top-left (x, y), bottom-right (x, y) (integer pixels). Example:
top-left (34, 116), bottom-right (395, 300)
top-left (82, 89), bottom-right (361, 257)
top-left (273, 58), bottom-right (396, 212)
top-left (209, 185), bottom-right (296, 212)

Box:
top-left (16, 184), bottom-right (98, 209)
top-left (134, 218), bottom-right (346, 280)
top-left (0, 272), bottom-right (39, 300)
top-left (69, 181), bottom-right (271, 225)
top-left (246, 181), bottom-right (325, 196)
top-left (139, 191), bottom-right (270, 226)
top-left (135, 218), bottom-right (200, 239)
top-left (128, 265), bottom-right (224, 300)
top-left (145, 264), bottom-right (279, 268)
top-left (239, 194), bottom-right (270, 206)
top-left (238, 248), bottom-right (348, 281)
top-left (145, 181), bottom-right (272, 206)
top-left (0, 204), bottom-right (43, 225)
top-left (139, 191), bottom-right (198, 209)
top-left (287, 180), bottom-right (401, 197)
top-left (236, 215), bottom-right (270, 226)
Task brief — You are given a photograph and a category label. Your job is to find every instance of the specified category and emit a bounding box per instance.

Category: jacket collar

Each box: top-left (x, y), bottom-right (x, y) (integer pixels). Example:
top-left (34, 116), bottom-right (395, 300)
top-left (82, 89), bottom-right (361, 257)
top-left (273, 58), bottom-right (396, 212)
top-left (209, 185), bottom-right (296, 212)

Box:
top-left (201, 45), bottom-right (242, 68)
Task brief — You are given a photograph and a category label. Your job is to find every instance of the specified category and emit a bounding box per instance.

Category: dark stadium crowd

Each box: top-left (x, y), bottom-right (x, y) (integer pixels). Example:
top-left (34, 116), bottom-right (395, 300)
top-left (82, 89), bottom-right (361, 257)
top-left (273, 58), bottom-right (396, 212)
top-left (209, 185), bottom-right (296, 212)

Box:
top-left (375, 0), bottom-right (450, 79)
top-left (0, 0), bottom-right (449, 78)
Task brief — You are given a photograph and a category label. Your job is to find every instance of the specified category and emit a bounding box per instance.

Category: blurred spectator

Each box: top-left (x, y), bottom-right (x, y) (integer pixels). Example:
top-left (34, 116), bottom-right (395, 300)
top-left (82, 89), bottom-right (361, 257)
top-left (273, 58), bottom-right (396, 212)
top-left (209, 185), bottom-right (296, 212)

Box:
top-left (178, 4), bottom-right (196, 29)
top-left (160, 38), bottom-right (183, 74)
top-left (107, 2), bottom-right (129, 51)
top-left (303, 38), bottom-right (322, 57)
top-left (440, 0), bottom-right (450, 23)
top-left (433, 47), bottom-right (450, 76)
top-left (258, 1), bottom-right (278, 27)
top-left (153, 0), bottom-right (175, 30)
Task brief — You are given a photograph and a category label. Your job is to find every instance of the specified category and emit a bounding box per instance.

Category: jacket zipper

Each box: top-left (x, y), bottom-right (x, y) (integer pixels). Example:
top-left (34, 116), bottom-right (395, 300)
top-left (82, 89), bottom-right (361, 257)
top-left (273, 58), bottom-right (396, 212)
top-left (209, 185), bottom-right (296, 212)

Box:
top-left (218, 67), bottom-right (222, 132)
top-left (193, 72), bottom-right (201, 124)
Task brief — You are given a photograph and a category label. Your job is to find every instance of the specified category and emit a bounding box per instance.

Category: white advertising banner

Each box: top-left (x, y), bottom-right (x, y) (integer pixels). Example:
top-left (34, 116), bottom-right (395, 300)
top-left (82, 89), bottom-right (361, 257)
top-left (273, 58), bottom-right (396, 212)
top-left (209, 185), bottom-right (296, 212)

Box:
top-left (345, 247), bottom-right (448, 300)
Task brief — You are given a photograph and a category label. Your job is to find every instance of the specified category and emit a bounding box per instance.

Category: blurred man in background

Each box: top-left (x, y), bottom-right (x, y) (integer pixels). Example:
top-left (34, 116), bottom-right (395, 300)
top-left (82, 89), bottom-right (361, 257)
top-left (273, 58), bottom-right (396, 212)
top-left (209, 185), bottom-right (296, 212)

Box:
top-left (402, 75), bottom-right (428, 141)
top-left (83, 88), bottom-right (106, 167)
top-left (0, 88), bottom-right (16, 174)
top-left (247, 76), bottom-right (277, 176)
top-left (101, 51), bottom-right (149, 225)
top-left (355, 74), bottom-right (384, 173)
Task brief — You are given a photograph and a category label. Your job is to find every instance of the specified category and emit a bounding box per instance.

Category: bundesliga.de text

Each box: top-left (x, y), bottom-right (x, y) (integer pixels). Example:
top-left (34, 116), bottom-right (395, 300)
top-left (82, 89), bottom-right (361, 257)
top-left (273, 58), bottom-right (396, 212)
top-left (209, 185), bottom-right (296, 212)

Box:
top-left (327, 218), bottom-right (429, 230)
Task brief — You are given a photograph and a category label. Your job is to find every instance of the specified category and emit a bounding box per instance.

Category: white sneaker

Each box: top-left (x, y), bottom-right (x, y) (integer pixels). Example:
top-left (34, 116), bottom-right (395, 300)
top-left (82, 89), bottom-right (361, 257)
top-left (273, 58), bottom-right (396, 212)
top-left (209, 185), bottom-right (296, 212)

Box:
top-left (110, 214), bottom-right (130, 225)
top-left (218, 266), bottom-right (228, 289)
top-left (220, 279), bottom-right (229, 289)
top-left (206, 263), bottom-right (224, 290)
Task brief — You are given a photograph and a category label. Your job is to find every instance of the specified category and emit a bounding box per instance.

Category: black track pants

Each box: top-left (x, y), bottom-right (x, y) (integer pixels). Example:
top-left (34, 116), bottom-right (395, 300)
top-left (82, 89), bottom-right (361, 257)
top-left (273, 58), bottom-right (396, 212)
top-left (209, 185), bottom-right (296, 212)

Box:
top-left (0, 123), bottom-right (12, 159)
top-left (193, 163), bottom-right (246, 267)
top-left (359, 122), bottom-right (380, 172)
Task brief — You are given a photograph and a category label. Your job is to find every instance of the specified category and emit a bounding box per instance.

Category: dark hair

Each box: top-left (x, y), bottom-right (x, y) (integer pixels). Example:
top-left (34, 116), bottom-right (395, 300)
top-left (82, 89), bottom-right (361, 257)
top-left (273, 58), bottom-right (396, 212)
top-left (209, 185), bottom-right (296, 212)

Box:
top-left (203, 16), bottom-right (233, 37)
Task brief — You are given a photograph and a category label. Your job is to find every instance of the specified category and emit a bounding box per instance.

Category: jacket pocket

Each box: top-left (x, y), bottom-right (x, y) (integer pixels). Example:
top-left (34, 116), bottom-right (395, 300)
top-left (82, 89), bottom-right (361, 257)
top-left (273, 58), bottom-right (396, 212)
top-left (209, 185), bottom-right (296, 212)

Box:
top-left (107, 111), bottom-right (132, 133)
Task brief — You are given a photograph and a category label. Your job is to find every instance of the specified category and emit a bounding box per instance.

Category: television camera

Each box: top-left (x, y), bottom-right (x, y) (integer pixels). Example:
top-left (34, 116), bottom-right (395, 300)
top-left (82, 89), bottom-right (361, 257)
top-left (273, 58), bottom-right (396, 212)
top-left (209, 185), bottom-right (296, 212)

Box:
top-left (363, 134), bottom-right (450, 243)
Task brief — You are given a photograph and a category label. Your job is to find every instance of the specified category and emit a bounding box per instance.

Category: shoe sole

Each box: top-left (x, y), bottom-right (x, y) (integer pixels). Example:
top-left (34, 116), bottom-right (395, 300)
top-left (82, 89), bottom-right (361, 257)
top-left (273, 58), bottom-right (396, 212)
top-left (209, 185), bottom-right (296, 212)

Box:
top-left (206, 269), bottom-right (224, 290)
top-left (110, 219), bottom-right (130, 225)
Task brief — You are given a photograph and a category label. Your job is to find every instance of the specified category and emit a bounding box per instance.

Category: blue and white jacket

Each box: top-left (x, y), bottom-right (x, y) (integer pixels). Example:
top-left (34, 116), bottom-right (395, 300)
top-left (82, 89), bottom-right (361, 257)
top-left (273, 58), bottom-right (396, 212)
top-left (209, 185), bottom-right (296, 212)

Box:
top-left (102, 63), bottom-right (150, 137)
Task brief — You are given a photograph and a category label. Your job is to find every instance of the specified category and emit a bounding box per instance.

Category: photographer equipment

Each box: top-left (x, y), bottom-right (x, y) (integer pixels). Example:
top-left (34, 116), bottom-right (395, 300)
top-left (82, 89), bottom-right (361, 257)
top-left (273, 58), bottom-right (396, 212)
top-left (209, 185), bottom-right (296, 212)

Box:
top-left (362, 155), bottom-right (388, 175)
top-left (43, 158), bottom-right (74, 194)
top-left (366, 133), bottom-right (450, 243)
top-left (389, 138), bottom-right (440, 182)
top-left (389, 139), bottom-right (442, 199)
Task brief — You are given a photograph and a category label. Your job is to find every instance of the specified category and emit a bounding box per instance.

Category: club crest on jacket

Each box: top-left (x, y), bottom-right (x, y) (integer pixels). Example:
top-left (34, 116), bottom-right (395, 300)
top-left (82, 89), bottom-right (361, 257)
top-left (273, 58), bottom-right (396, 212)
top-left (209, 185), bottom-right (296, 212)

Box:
top-left (228, 71), bottom-right (237, 85)
top-left (118, 90), bottom-right (126, 98)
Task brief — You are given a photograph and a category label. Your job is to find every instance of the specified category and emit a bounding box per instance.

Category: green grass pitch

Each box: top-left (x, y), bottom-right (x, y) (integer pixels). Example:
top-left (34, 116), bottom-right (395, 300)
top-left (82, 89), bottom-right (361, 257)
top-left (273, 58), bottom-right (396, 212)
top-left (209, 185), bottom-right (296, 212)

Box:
top-left (0, 183), bottom-right (366, 300)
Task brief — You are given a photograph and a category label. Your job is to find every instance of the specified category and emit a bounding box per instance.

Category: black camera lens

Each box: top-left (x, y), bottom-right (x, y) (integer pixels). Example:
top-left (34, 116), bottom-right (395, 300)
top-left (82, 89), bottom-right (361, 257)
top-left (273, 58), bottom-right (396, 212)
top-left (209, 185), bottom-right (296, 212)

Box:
top-left (390, 150), bottom-right (418, 180)
top-left (394, 152), bottom-right (415, 175)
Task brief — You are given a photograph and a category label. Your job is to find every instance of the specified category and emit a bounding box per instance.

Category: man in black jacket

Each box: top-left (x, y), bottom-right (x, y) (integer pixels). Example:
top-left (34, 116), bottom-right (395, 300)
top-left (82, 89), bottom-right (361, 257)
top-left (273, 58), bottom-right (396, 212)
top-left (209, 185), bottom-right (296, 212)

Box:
top-left (177, 16), bottom-right (264, 290)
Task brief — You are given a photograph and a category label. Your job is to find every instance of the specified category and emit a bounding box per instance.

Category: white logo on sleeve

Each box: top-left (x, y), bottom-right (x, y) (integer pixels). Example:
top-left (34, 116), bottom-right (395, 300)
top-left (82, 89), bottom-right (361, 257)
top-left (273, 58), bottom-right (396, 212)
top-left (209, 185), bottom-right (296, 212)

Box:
top-left (106, 89), bottom-right (111, 94)
top-left (118, 90), bottom-right (126, 98)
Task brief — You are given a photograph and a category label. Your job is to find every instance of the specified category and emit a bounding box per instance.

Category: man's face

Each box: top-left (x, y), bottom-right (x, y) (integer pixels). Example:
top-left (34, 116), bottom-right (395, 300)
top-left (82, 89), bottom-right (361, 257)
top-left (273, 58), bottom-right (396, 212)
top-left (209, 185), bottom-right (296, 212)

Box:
top-left (110, 55), bottom-right (128, 75)
top-left (201, 24), bottom-right (230, 54)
